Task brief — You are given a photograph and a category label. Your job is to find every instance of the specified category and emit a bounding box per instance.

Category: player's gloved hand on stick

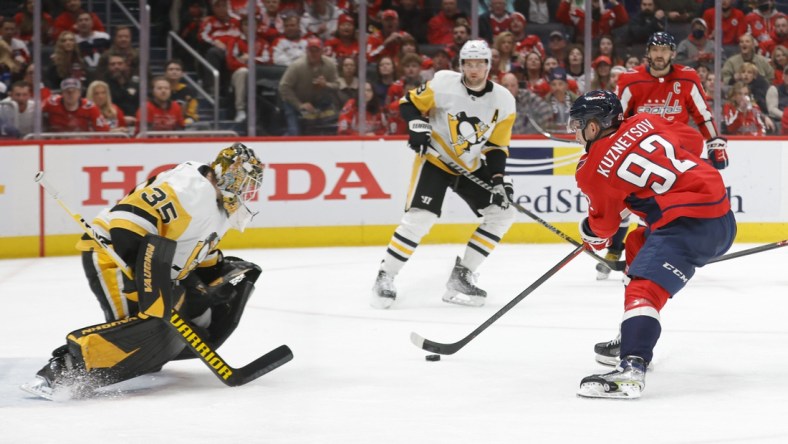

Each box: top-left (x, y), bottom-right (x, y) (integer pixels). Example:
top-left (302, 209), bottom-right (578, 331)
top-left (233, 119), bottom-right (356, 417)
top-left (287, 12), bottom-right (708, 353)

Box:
top-left (705, 137), bottom-right (729, 170)
top-left (579, 217), bottom-right (611, 250)
top-left (490, 175), bottom-right (514, 209)
top-left (407, 117), bottom-right (431, 154)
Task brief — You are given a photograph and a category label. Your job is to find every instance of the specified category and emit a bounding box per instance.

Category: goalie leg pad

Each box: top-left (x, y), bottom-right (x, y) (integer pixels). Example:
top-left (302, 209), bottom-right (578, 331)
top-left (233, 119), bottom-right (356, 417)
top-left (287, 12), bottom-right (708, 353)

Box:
top-left (136, 234), bottom-right (177, 318)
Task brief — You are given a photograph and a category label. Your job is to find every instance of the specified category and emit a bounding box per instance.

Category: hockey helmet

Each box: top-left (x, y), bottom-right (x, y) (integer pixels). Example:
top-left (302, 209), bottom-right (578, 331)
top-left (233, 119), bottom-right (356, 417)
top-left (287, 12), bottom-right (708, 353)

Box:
top-left (211, 142), bottom-right (264, 231)
top-left (567, 90), bottom-right (624, 133)
top-left (459, 39), bottom-right (492, 78)
top-left (647, 31), bottom-right (677, 52)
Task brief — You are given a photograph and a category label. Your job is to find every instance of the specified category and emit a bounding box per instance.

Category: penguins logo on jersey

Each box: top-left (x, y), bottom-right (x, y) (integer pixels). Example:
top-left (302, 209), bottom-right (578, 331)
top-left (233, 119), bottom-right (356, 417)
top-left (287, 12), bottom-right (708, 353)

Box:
top-left (447, 110), bottom-right (499, 155)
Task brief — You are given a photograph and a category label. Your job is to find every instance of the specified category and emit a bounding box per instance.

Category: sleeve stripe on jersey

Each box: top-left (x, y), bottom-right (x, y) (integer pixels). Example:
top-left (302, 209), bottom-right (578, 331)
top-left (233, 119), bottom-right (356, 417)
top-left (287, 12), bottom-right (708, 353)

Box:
top-left (109, 204), bottom-right (159, 234)
top-left (689, 83), bottom-right (717, 138)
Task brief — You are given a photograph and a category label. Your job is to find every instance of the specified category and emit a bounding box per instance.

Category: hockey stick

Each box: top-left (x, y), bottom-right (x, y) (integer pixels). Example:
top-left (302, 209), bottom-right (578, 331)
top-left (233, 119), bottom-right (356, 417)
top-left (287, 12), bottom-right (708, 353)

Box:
top-left (426, 149), bottom-right (625, 271)
top-left (609, 239), bottom-right (788, 270)
top-left (411, 244), bottom-right (585, 355)
top-left (527, 113), bottom-right (582, 145)
top-left (35, 171), bottom-right (293, 387)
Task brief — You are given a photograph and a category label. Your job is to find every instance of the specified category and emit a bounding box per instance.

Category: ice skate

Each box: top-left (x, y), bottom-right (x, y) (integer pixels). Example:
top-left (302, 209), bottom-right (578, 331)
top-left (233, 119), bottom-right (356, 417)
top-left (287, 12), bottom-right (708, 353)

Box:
top-left (577, 355), bottom-right (647, 399)
top-left (594, 333), bottom-right (621, 366)
top-left (20, 346), bottom-right (94, 401)
top-left (442, 257), bottom-right (486, 307)
top-left (595, 250), bottom-right (622, 280)
top-left (370, 269), bottom-right (397, 309)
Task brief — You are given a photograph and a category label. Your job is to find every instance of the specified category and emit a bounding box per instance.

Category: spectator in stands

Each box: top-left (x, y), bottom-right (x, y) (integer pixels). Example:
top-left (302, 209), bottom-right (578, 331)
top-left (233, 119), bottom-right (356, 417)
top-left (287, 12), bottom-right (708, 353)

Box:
top-left (301, 0), bottom-right (342, 40)
top-left (337, 56), bottom-right (359, 106)
top-left (74, 11), bottom-right (110, 75)
top-left (493, 31), bottom-right (515, 74)
top-left (564, 43), bottom-right (585, 93)
top-left (610, 65), bottom-right (626, 87)
top-left (522, 51), bottom-right (548, 96)
top-left (595, 34), bottom-right (623, 66)
top-left (0, 80), bottom-right (34, 137)
top-left (372, 56), bottom-right (397, 104)
top-left (258, 0), bottom-right (285, 43)
top-left (42, 77), bottom-right (109, 133)
top-left (226, 0), bottom-right (264, 18)
top-left (624, 54), bottom-right (642, 69)
top-left (175, 0), bottom-right (206, 69)
top-left (278, 36), bottom-right (339, 135)
top-left (96, 26), bottom-right (139, 80)
top-left (1, 20), bottom-right (31, 67)
top-left (136, 76), bottom-right (185, 133)
top-left (368, 10), bottom-right (411, 63)
top-left (272, 12), bottom-right (308, 66)
top-left (325, 14), bottom-right (359, 61)
top-left (225, 16), bottom-right (271, 123)
top-left (500, 72), bottom-right (552, 134)
top-left (765, 65), bottom-right (788, 121)
top-left (625, 0), bottom-right (666, 46)
top-left (760, 15), bottom-right (788, 57)
top-left (104, 54), bottom-right (140, 117)
top-left (198, 0), bottom-right (241, 93)
top-left (515, 0), bottom-right (560, 25)
top-left (394, 0), bottom-right (430, 44)
top-left (430, 47), bottom-right (452, 73)
top-left (164, 59), bottom-right (199, 125)
top-left (722, 33), bottom-right (775, 85)
top-left (770, 44), bottom-right (788, 85)
top-left (337, 82), bottom-right (387, 135)
top-left (546, 30), bottom-right (568, 64)
top-left (723, 82), bottom-right (769, 136)
top-left (53, 0), bottom-right (105, 40)
top-left (45, 31), bottom-right (87, 90)
top-left (556, 0), bottom-right (628, 44)
top-left (479, 0), bottom-right (512, 43)
top-left (543, 55), bottom-right (559, 73)
top-left (446, 24), bottom-right (471, 59)
top-left (24, 63), bottom-right (51, 101)
top-left (590, 55), bottom-right (613, 91)
top-left (737, 62), bottom-right (772, 117)
top-left (0, 40), bottom-right (21, 95)
top-left (510, 12), bottom-right (545, 59)
top-left (702, 0), bottom-right (746, 46)
top-left (745, 0), bottom-right (786, 47)
top-left (385, 53), bottom-right (422, 134)
top-left (543, 67), bottom-right (577, 132)
top-left (428, 0), bottom-right (464, 45)
top-left (14, 0), bottom-right (54, 45)
top-left (675, 18), bottom-right (715, 68)
top-left (656, 0), bottom-right (696, 23)
top-left (86, 80), bottom-right (128, 132)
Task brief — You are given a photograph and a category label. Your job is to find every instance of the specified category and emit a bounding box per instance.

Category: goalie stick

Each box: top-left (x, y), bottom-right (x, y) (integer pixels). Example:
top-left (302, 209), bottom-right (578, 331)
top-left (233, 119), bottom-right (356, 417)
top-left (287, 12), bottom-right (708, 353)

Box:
top-left (608, 239), bottom-right (788, 270)
top-left (425, 149), bottom-right (625, 271)
top-left (35, 171), bottom-right (293, 387)
top-left (411, 244), bottom-right (585, 355)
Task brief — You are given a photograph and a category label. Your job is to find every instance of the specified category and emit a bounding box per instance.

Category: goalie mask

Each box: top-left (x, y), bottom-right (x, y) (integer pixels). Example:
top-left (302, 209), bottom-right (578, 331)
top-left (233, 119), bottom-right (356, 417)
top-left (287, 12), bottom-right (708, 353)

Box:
top-left (211, 142), bottom-right (264, 231)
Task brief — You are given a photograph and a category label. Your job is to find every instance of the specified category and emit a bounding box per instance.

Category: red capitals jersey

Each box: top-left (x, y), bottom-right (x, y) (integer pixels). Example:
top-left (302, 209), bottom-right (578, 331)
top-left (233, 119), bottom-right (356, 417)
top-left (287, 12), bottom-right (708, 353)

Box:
top-left (136, 101), bottom-right (184, 132)
top-left (42, 96), bottom-right (109, 132)
top-left (324, 37), bottom-right (359, 60)
top-left (576, 115), bottom-right (730, 238)
top-left (703, 7), bottom-right (747, 46)
top-left (336, 99), bottom-right (387, 136)
top-left (616, 64), bottom-right (718, 140)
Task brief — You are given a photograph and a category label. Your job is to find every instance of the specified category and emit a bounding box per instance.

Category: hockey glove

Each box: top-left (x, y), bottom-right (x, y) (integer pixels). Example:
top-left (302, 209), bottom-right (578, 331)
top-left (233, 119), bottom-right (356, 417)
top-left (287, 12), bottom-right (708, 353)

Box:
top-left (579, 217), bottom-right (610, 251)
top-left (407, 118), bottom-right (431, 154)
top-left (490, 175), bottom-right (514, 209)
top-left (705, 137), bottom-right (729, 170)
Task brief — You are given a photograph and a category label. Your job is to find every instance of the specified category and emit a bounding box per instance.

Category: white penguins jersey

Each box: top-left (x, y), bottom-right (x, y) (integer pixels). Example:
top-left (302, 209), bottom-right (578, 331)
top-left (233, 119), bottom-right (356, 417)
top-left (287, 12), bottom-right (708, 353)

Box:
top-left (401, 70), bottom-right (516, 173)
top-left (82, 161), bottom-right (232, 281)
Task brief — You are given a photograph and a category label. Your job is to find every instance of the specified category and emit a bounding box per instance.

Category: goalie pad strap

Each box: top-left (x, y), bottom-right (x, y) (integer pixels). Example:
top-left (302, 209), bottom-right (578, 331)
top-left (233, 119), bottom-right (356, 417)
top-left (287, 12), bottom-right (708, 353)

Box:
top-left (135, 234), bottom-right (177, 318)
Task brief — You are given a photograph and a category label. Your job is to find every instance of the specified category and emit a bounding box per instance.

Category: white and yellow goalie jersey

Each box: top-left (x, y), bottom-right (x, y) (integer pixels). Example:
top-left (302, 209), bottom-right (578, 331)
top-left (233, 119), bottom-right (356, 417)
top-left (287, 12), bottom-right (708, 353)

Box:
top-left (80, 161), bottom-right (232, 281)
top-left (401, 70), bottom-right (516, 173)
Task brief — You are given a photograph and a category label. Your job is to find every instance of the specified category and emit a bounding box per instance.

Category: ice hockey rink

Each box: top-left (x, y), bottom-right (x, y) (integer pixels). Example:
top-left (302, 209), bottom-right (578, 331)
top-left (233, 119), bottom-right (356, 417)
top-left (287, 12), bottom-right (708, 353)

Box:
top-left (1, 242), bottom-right (787, 443)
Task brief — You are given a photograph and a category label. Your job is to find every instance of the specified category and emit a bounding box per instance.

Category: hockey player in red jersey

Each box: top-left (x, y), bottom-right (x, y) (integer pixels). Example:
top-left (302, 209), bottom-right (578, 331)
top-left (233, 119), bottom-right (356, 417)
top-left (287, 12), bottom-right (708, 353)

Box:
top-left (570, 90), bottom-right (736, 398)
top-left (594, 31), bottom-right (728, 280)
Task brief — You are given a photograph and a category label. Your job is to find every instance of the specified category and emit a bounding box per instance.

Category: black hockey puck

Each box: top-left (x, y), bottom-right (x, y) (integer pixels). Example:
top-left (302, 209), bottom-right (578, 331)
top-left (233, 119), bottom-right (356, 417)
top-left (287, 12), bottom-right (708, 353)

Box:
top-left (425, 354), bottom-right (441, 361)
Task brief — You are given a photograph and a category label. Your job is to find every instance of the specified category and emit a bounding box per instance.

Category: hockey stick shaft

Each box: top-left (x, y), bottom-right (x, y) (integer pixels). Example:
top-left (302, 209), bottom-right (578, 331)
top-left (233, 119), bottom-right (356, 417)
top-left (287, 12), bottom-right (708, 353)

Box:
top-left (609, 239), bottom-right (788, 270)
top-left (411, 244), bottom-right (585, 355)
top-left (527, 113), bottom-right (582, 145)
top-left (35, 171), bottom-right (292, 386)
top-left (426, 150), bottom-right (625, 271)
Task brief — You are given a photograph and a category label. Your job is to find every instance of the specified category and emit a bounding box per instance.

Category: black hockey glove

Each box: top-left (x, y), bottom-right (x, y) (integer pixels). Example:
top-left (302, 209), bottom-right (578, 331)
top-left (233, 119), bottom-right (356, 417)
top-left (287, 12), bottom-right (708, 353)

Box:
top-left (490, 175), bottom-right (514, 209)
top-left (705, 137), bottom-right (729, 170)
top-left (407, 117), bottom-right (431, 154)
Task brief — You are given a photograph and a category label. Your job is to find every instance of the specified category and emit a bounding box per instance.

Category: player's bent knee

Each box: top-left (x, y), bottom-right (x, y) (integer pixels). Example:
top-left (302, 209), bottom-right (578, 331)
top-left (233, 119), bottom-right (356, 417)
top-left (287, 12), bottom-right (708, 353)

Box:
top-left (400, 208), bottom-right (438, 238)
top-left (479, 204), bottom-right (516, 232)
top-left (624, 278), bottom-right (671, 312)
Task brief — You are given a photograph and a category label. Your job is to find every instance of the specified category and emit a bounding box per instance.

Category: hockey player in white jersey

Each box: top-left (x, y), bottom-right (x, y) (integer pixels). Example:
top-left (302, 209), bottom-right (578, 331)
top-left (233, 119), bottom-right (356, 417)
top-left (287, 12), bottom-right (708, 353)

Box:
top-left (371, 39), bottom-right (517, 309)
top-left (22, 143), bottom-right (265, 399)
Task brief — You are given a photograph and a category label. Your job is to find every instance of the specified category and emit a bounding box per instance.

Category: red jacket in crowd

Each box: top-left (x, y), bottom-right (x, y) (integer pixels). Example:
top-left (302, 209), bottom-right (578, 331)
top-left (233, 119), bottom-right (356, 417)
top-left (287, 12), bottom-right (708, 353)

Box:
top-left (42, 95), bottom-right (109, 132)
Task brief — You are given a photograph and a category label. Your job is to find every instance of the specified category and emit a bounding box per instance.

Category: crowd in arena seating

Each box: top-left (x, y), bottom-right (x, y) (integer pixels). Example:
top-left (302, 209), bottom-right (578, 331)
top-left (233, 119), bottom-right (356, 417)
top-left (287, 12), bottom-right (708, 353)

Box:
top-left (2, 0), bottom-right (788, 138)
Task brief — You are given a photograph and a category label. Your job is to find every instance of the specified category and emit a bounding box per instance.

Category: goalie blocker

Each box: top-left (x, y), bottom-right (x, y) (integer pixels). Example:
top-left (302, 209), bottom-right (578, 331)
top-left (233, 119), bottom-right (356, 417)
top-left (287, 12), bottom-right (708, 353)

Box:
top-left (29, 235), bottom-right (261, 395)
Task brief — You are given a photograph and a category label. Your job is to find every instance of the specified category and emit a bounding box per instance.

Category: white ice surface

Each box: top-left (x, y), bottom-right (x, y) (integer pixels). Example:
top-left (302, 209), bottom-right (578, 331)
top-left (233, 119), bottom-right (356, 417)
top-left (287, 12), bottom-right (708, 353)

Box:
top-left (1, 243), bottom-right (787, 443)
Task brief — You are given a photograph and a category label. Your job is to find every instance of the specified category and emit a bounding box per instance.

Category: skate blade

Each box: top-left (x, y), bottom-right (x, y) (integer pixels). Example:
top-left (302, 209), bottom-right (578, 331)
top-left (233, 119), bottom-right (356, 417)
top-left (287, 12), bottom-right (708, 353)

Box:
top-left (442, 290), bottom-right (485, 307)
top-left (20, 377), bottom-right (55, 401)
top-left (595, 354), bottom-right (620, 367)
top-left (577, 382), bottom-right (641, 399)
top-left (369, 291), bottom-right (395, 310)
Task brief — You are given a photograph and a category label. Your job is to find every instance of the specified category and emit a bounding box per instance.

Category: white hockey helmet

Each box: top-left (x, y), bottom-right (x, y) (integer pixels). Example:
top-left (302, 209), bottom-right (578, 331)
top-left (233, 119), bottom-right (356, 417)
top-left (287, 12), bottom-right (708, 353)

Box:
top-left (459, 39), bottom-right (492, 78)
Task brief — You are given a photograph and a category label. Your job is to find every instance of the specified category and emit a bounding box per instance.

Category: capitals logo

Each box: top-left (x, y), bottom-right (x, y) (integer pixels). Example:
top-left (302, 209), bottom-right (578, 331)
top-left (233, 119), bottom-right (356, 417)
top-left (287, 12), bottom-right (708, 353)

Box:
top-left (448, 110), bottom-right (498, 155)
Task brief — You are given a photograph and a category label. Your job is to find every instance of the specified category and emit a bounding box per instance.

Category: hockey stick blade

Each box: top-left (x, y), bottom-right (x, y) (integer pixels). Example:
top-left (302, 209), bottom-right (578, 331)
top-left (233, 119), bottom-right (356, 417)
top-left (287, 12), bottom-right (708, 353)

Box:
top-left (410, 245), bottom-right (585, 355)
top-left (610, 239), bottom-right (788, 270)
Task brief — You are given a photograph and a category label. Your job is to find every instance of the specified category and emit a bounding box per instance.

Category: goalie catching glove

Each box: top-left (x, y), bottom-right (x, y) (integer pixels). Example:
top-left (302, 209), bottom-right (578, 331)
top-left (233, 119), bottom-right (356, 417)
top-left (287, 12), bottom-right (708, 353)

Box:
top-left (407, 118), bottom-right (432, 154)
top-left (579, 217), bottom-right (611, 250)
top-left (705, 137), bottom-right (729, 170)
top-left (490, 175), bottom-right (514, 209)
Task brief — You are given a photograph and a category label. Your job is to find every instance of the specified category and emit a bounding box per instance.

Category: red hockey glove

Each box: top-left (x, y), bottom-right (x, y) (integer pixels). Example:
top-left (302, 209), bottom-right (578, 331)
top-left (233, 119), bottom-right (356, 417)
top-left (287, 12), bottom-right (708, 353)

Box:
top-left (579, 217), bottom-right (610, 251)
top-left (705, 137), bottom-right (729, 170)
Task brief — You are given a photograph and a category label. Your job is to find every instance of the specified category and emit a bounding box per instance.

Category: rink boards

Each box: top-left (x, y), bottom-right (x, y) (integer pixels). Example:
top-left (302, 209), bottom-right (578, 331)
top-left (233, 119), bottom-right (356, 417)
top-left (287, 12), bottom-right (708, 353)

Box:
top-left (0, 137), bottom-right (786, 258)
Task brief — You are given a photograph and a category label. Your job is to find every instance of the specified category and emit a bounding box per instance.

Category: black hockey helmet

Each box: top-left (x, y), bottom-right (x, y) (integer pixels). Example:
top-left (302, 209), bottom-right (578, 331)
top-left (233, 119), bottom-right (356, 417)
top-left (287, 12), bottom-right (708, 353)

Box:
top-left (568, 90), bottom-right (624, 133)
top-left (647, 31), bottom-right (677, 51)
